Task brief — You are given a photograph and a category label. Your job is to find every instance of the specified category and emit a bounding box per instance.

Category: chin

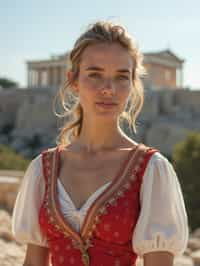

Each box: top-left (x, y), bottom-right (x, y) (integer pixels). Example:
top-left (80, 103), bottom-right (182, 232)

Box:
top-left (95, 110), bottom-right (119, 119)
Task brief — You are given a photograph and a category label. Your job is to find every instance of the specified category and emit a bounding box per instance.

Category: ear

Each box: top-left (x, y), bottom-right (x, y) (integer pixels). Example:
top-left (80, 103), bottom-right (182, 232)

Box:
top-left (67, 70), bottom-right (72, 81)
top-left (66, 70), bottom-right (79, 94)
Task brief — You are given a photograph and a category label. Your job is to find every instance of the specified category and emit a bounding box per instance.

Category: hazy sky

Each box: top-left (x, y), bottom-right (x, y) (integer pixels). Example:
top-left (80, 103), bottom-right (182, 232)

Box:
top-left (0, 0), bottom-right (199, 89)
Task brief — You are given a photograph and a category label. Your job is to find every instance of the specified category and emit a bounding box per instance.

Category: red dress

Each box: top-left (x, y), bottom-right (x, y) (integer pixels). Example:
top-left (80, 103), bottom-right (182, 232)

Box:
top-left (39, 143), bottom-right (159, 266)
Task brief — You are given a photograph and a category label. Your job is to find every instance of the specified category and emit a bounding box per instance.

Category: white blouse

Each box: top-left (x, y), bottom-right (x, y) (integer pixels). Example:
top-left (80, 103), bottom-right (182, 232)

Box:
top-left (11, 151), bottom-right (189, 258)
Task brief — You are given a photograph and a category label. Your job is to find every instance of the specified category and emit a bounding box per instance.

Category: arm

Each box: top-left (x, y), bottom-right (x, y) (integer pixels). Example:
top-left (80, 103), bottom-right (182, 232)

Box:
top-left (23, 244), bottom-right (50, 266)
top-left (132, 152), bottom-right (189, 262)
top-left (143, 251), bottom-right (174, 266)
top-left (11, 155), bottom-right (50, 264)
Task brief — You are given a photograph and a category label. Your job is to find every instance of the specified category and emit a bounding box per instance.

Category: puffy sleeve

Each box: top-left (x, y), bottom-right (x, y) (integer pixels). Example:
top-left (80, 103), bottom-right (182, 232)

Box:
top-left (11, 154), bottom-right (48, 247)
top-left (132, 152), bottom-right (189, 258)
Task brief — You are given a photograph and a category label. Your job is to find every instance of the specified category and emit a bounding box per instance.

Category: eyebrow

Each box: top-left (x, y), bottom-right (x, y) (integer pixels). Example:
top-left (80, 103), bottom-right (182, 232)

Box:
top-left (85, 66), bottom-right (131, 74)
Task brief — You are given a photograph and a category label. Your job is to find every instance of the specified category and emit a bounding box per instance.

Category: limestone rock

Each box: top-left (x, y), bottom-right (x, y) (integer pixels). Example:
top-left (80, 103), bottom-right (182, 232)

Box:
top-left (191, 250), bottom-right (200, 265)
top-left (174, 255), bottom-right (194, 266)
top-left (188, 238), bottom-right (200, 252)
top-left (192, 228), bottom-right (200, 239)
top-left (0, 239), bottom-right (26, 266)
top-left (0, 210), bottom-right (14, 242)
top-left (140, 90), bottom-right (159, 121)
top-left (15, 92), bottom-right (57, 131)
top-left (0, 177), bottom-right (20, 212)
top-left (146, 122), bottom-right (191, 156)
top-left (136, 255), bottom-right (194, 266)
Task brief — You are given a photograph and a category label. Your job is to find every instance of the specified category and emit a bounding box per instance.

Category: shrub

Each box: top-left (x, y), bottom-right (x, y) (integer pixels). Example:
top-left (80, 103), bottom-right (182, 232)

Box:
top-left (0, 144), bottom-right (30, 170)
top-left (172, 132), bottom-right (200, 231)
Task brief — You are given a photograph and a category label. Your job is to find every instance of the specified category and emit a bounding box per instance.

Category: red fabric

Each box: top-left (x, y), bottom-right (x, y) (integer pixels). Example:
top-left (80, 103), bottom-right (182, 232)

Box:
top-left (39, 147), bottom-right (158, 266)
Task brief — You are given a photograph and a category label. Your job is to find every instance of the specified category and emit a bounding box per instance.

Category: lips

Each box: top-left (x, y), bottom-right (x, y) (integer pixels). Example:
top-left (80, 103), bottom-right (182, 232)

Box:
top-left (95, 102), bottom-right (118, 109)
top-left (96, 102), bottom-right (117, 105)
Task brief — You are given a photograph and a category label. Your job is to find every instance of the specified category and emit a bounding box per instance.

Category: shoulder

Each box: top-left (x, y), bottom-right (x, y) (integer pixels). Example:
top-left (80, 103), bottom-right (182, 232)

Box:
top-left (136, 141), bottom-right (168, 163)
top-left (147, 150), bottom-right (172, 171)
top-left (139, 149), bottom-right (180, 203)
top-left (149, 150), bottom-right (168, 164)
top-left (19, 153), bottom-right (44, 187)
top-left (27, 153), bottom-right (43, 174)
top-left (40, 146), bottom-right (58, 161)
top-left (138, 143), bottom-right (173, 173)
top-left (41, 145), bottom-right (58, 155)
top-left (23, 145), bottom-right (58, 180)
top-left (136, 142), bottom-right (166, 160)
top-left (141, 148), bottom-right (177, 188)
top-left (29, 145), bottom-right (58, 172)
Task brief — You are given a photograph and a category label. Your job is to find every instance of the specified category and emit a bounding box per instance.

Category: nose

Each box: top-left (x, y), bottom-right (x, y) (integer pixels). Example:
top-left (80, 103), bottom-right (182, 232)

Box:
top-left (101, 78), bottom-right (115, 95)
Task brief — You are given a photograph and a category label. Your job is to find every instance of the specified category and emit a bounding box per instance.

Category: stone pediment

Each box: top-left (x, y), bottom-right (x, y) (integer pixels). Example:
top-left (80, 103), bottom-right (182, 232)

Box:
top-left (144, 49), bottom-right (184, 68)
top-left (156, 49), bottom-right (184, 63)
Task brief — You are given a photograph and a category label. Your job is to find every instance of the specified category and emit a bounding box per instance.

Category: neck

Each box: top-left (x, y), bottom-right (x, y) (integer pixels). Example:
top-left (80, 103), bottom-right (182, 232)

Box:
top-left (76, 116), bottom-right (126, 153)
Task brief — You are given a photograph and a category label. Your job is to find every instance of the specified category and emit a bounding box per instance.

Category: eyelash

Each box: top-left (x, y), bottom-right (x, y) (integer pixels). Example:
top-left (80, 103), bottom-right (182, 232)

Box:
top-left (88, 73), bottom-right (101, 78)
top-left (116, 75), bottom-right (129, 80)
top-left (88, 73), bottom-right (129, 80)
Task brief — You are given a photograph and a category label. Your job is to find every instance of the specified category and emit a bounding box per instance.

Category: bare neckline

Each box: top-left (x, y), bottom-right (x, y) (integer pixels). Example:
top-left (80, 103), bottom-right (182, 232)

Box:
top-left (56, 144), bottom-right (139, 211)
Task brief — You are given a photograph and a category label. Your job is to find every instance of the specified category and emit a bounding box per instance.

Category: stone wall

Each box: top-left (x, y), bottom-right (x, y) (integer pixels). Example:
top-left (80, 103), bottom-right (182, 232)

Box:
top-left (0, 87), bottom-right (199, 158)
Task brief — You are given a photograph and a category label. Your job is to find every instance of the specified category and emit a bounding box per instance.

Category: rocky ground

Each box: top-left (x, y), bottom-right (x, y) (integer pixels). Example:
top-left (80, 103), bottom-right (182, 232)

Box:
top-left (0, 239), bottom-right (26, 266)
top-left (0, 208), bottom-right (198, 266)
top-left (0, 209), bottom-right (26, 266)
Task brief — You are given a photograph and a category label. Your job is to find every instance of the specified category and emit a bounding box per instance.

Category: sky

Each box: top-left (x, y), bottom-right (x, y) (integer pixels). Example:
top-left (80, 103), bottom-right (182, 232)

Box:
top-left (0, 0), bottom-right (199, 90)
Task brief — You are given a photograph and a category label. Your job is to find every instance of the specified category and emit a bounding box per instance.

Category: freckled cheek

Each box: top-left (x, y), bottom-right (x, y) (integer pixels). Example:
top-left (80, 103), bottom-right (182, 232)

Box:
top-left (78, 79), bottom-right (97, 107)
top-left (117, 86), bottom-right (131, 108)
top-left (79, 76), bottom-right (100, 91)
top-left (117, 83), bottom-right (131, 98)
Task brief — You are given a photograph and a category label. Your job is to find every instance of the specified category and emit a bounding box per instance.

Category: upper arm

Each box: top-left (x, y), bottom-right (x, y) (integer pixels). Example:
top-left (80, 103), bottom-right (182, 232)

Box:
top-left (132, 152), bottom-right (189, 258)
top-left (12, 154), bottom-right (48, 247)
top-left (23, 244), bottom-right (50, 266)
top-left (143, 251), bottom-right (174, 266)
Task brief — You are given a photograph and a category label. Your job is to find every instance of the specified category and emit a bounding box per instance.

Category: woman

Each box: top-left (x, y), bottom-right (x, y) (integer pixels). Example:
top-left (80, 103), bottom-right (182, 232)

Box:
top-left (12, 21), bottom-right (189, 266)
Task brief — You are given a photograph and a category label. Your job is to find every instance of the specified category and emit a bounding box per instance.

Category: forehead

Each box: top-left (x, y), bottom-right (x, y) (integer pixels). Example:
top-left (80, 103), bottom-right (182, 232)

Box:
top-left (79, 42), bottom-right (134, 70)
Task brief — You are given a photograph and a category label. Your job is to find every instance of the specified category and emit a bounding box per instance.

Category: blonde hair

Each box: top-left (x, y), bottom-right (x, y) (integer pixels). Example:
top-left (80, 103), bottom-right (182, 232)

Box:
top-left (54, 21), bottom-right (146, 146)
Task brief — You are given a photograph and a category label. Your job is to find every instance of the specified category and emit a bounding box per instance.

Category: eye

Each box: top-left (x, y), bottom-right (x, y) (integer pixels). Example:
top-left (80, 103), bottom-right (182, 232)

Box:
top-left (116, 75), bottom-right (129, 81)
top-left (88, 73), bottom-right (102, 79)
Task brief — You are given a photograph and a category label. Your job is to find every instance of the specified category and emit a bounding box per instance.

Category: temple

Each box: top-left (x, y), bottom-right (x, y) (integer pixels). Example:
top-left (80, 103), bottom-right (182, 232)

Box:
top-left (27, 49), bottom-right (184, 90)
